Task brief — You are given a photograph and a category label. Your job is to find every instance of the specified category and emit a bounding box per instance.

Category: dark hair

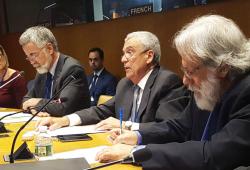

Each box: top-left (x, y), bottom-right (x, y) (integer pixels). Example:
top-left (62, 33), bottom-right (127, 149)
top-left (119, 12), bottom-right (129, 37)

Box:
top-left (88, 47), bottom-right (104, 60)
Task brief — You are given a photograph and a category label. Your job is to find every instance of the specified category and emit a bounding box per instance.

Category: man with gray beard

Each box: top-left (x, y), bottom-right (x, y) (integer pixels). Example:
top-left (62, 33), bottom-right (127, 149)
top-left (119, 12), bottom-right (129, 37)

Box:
top-left (20, 26), bottom-right (90, 117)
top-left (95, 15), bottom-right (250, 170)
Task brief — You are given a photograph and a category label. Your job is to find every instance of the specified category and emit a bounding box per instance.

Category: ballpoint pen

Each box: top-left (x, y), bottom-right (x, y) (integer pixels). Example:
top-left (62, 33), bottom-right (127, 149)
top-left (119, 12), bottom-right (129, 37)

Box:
top-left (119, 107), bottom-right (124, 134)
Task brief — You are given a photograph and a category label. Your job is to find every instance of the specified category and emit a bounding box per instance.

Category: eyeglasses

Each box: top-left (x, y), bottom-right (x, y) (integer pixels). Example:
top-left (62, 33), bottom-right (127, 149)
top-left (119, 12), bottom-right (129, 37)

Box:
top-left (181, 65), bottom-right (202, 79)
top-left (25, 47), bottom-right (45, 61)
top-left (121, 49), bottom-right (149, 60)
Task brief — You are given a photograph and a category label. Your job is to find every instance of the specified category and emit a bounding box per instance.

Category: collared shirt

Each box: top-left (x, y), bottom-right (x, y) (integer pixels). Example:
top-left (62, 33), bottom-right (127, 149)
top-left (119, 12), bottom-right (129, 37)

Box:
top-left (67, 68), bottom-right (154, 127)
top-left (89, 67), bottom-right (104, 89)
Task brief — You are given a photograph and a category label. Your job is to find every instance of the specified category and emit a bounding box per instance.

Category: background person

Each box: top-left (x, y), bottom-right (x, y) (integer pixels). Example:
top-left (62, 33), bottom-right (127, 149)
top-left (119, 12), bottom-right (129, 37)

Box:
top-left (87, 47), bottom-right (117, 106)
top-left (0, 45), bottom-right (27, 108)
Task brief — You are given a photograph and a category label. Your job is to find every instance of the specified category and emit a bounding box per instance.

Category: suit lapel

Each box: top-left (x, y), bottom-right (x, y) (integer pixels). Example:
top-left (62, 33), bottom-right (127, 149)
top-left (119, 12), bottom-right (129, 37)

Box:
top-left (52, 55), bottom-right (65, 95)
top-left (123, 81), bottom-right (134, 120)
top-left (137, 66), bottom-right (160, 121)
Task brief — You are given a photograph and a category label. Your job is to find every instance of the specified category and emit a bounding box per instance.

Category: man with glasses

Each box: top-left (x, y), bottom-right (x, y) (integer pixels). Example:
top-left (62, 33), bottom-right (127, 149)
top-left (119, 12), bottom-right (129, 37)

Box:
top-left (95, 15), bottom-right (250, 170)
top-left (36, 31), bottom-right (189, 131)
top-left (20, 26), bottom-right (90, 117)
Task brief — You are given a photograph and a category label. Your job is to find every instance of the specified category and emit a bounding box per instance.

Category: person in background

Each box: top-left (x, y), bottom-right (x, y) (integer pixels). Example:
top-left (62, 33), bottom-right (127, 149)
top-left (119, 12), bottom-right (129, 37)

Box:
top-left (0, 45), bottom-right (27, 108)
top-left (95, 15), bottom-right (250, 170)
top-left (87, 47), bottom-right (117, 106)
top-left (20, 26), bottom-right (90, 117)
top-left (36, 31), bottom-right (189, 132)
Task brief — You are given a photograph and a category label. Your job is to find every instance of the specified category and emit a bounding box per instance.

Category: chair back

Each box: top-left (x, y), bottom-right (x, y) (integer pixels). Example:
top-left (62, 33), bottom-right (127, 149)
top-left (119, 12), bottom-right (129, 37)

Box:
top-left (97, 95), bottom-right (113, 105)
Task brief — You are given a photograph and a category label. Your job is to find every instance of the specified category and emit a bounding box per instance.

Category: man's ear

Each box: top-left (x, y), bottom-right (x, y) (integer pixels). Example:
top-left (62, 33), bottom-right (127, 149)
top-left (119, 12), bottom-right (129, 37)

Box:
top-left (46, 43), bottom-right (54, 55)
top-left (217, 64), bottom-right (230, 78)
top-left (146, 50), bottom-right (154, 64)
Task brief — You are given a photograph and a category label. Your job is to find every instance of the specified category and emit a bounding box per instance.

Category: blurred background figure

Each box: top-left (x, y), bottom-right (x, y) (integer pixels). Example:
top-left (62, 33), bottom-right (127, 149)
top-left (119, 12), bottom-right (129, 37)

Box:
top-left (87, 47), bottom-right (117, 106)
top-left (0, 45), bottom-right (27, 108)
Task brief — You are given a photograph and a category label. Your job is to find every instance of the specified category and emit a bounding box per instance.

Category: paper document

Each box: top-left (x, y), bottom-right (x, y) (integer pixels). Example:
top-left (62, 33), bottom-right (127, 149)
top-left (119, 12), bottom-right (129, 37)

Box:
top-left (48, 125), bottom-right (106, 136)
top-left (22, 125), bottom-right (106, 139)
top-left (0, 111), bottom-right (38, 123)
top-left (38, 145), bottom-right (108, 164)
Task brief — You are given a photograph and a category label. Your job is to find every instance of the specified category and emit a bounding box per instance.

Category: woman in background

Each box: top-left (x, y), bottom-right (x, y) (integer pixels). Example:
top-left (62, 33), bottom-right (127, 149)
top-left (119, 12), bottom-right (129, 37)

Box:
top-left (0, 45), bottom-right (27, 108)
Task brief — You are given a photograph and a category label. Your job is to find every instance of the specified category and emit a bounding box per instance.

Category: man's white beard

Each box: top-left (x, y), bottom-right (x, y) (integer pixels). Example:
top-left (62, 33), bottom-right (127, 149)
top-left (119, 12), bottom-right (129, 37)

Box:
top-left (36, 53), bottom-right (52, 74)
top-left (189, 73), bottom-right (221, 111)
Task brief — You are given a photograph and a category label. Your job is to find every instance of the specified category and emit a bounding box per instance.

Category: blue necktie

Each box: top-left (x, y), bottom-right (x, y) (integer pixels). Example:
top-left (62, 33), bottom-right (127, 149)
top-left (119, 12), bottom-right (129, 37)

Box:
top-left (44, 72), bottom-right (53, 99)
top-left (89, 74), bottom-right (98, 96)
top-left (131, 85), bottom-right (140, 122)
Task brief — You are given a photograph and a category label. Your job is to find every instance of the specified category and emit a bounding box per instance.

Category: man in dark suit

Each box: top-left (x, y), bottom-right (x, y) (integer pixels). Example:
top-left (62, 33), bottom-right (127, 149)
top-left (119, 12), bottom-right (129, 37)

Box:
top-left (36, 31), bottom-right (189, 131)
top-left (95, 15), bottom-right (250, 170)
top-left (87, 47), bottom-right (117, 106)
top-left (20, 26), bottom-right (90, 117)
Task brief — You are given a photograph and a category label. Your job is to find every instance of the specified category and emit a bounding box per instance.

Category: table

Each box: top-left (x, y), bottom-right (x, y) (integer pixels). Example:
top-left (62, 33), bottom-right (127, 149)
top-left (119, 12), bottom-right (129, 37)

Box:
top-left (0, 108), bottom-right (141, 170)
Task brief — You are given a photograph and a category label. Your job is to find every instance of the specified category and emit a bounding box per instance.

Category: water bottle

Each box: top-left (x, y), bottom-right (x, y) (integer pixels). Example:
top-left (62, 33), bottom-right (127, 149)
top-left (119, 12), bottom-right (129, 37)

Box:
top-left (34, 126), bottom-right (53, 157)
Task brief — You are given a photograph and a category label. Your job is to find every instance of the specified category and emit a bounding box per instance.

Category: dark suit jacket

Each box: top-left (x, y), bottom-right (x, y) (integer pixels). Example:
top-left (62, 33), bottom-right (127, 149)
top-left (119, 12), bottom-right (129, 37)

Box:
top-left (87, 68), bottom-right (117, 106)
top-left (23, 54), bottom-right (90, 116)
top-left (139, 73), bottom-right (250, 170)
top-left (75, 66), bottom-right (189, 125)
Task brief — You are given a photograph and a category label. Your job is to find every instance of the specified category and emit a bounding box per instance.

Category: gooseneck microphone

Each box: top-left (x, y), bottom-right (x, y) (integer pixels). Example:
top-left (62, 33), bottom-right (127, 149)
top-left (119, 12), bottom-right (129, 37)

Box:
top-left (0, 71), bottom-right (24, 89)
top-left (84, 147), bottom-right (152, 170)
top-left (8, 73), bottom-right (78, 163)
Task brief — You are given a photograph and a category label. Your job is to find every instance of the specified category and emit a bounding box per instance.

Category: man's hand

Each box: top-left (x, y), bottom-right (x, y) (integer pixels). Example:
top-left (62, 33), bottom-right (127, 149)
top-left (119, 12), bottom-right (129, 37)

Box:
top-left (29, 109), bottom-right (50, 117)
top-left (22, 98), bottom-right (42, 110)
top-left (95, 144), bottom-right (134, 163)
top-left (95, 117), bottom-right (125, 130)
top-left (35, 116), bottom-right (70, 131)
top-left (109, 128), bottom-right (138, 145)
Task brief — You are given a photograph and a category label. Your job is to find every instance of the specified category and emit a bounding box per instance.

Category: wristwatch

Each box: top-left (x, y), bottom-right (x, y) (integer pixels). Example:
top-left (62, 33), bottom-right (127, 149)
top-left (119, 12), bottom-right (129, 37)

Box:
top-left (125, 121), bottom-right (133, 130)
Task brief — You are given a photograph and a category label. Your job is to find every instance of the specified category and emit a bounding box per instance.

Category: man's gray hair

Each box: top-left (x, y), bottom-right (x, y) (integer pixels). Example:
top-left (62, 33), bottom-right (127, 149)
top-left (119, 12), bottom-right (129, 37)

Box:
top-left (174, 14), bottom-right (250, 76)
top-left (125, 31), bottom-right (161, 65)
top-left (19, 26), bottom-right (58, 51)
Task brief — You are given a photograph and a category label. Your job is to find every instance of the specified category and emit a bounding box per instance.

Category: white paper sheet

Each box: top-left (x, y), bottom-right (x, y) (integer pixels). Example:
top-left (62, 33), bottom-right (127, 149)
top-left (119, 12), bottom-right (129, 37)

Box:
top-left (22, 125), bottom-right (106, 139)
top-left (48, 125), bottom-right (106, 136)
top-left (0, 112), bottom-right (38, 123)
top-left (38, 145), bottom-right (108, 164)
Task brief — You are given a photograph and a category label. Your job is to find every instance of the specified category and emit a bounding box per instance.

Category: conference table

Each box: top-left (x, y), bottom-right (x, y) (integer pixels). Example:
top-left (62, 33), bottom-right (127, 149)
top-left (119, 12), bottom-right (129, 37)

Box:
top-left (0, 108), bottom-right (141, 170)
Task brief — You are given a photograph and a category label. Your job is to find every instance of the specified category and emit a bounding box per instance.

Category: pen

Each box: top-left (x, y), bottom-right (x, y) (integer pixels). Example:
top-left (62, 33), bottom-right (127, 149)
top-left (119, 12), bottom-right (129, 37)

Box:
top-left (119, 107), bottom-right (124, 134)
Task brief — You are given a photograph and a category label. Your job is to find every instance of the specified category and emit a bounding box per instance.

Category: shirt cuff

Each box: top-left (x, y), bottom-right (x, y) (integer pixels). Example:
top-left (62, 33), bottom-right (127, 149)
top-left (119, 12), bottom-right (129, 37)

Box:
top-left (131, 122), bottom-right (140, 131)
top-left (135, 131), bottom-right (143, 145)
top-left (66, 113), bottom-right (82, 126)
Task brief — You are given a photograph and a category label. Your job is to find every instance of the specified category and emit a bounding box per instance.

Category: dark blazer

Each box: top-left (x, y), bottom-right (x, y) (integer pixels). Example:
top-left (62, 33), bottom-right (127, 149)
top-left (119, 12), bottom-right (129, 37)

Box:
top-left (139, 73), bottom-right (250, 170)
top-left (23, 54), bottom-right (90, 116)
top-left (75, 66), bottom-right (189, 125)
top-left (87, 68), bottom-right (117, 106)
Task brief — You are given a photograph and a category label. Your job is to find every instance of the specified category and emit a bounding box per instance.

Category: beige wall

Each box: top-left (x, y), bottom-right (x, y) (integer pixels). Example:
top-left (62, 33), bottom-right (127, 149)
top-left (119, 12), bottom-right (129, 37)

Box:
top-left (0, 0), bottom-right (249, 81)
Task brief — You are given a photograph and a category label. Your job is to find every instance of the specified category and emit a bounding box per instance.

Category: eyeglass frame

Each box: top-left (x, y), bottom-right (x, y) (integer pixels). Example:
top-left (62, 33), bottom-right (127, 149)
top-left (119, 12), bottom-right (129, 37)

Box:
top-left (180, 64), bottom-right (202, 79)
top-left (25, 46), bottom-right (46, 61)
top-left (121, 48), bottom-right (150, 60)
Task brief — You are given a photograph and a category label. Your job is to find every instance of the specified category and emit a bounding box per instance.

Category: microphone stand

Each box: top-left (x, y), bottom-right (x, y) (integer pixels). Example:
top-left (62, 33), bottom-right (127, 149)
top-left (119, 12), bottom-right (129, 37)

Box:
top-left (8, 75), bottom-right (76, 163)
top-left (0, 71), bottom-right (24, 89)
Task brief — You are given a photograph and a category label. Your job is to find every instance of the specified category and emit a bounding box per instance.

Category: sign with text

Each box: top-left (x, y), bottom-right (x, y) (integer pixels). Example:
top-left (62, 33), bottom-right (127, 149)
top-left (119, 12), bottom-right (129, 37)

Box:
top-left (129, 4), bottom-right (153, 16)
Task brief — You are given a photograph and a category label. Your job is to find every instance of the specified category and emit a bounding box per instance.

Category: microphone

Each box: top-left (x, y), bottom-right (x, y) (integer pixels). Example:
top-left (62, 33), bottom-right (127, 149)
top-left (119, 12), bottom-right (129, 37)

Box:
top-left (44, 2), bottom-right (57, 10)
top-left (165, 95), bottom-right (191, 103)
top-left (6, 73), bottom-right (77, 163)
top-left (84, 147), bottom-right (152, 170)
top-left (0, 71), bottom-right (24, 89)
